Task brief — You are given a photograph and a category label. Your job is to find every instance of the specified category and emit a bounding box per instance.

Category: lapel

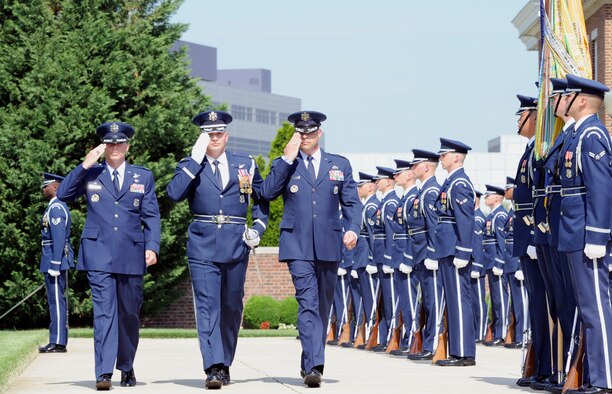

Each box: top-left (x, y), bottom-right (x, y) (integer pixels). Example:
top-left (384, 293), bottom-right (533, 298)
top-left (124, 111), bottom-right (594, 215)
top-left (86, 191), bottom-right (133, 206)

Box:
top-left (202, 159), bottom-right (221, 191)
top-left (315, 150), bottom-right (333, 187)
top-left (98, 163), bottom-right (117, 198)
top-left (295, 155), bottom-right (314, 187)
top-left (223, 152), bottom-right (238, 194)
top-left (116, 164), bottom-right (134, 200)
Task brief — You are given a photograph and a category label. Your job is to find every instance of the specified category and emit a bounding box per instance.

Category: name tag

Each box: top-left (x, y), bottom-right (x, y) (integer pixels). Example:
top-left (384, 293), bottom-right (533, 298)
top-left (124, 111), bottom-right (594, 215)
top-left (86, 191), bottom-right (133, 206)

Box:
top-left (87, 183), bottom-right (102, 190)
top-left (130, 184), bottom-right (145, 194)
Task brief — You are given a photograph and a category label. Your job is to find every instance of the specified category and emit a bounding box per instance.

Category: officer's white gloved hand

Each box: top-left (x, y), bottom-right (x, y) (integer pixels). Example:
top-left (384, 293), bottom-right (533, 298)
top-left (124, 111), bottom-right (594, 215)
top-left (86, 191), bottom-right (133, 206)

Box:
top-left (609, 264), bottom-right (612, 273)
top-left (584, 243), bottom-right (606, 260)
top-left (190, 132), bottom-right (210, 164)
top-left (514, 270), bottom-right (525, 281)
top-left (492, 266), bottom-right (504, 276)
top-left (424, 258), bottom-right (438, 271)
top-left (399, 263), bottom-right (412, 274)
top-left (350, 270), bottom-right (359, 279)
top-left (526, 245), bottom-right (537, 260)
top-left (243, 228), bottom-right (260, 248)
top-left (382, 265), bottom-right (394, 274)
top-left (47, 268), bottom-right (60, 277)
top-left (365, 264), bottom-right (378, 275)
top-left (337, 267), bottom-right (347, 276)
top-left (453, 257), bottom-right (469, 269)
top-left (470, 270), bottom-right (480, 279)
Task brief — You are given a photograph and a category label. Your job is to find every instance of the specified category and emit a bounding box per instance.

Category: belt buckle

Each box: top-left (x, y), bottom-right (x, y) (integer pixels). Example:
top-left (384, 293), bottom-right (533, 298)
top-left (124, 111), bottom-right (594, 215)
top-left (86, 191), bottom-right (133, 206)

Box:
top-left (214, 215), bottom-right (228, 224)
top-left (560, 188), bottom-right (565, 197)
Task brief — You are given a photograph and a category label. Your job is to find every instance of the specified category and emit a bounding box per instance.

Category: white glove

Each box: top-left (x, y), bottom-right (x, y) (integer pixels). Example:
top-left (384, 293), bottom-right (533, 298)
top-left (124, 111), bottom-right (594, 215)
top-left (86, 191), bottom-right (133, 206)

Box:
top-left (453, 257), bottom-right (469, 269)
top-left (190, 132), bottom-right (210, 164)
top-left (492, 266), bottom-right (504, 276)
top-left (47, 268), bottom-right (60, 277)
top-left (514, 270), bottom-right (525, 281)
top-left (399, 263), bottom-right (412, 274)
top-left (365, 265), bottom-right (378, 275)
top-left (424, 258), bottom-right (438, 271)
top-left (350, 270), bottom-right (358, 279)
top-left (526, 245), bottom-right (537, 260)
top-left (243, 228), bottom-right (260, 248)
top-left (337, 267), bottom-right (347, 276)
top-left (470, 270), bottom-right (480, 279)
top-left (382, 265), bottom-right (394, 274)
top-left (609, 264), bottom-right (612, 273)
top-left (584, 243), bottom-right (606, 260)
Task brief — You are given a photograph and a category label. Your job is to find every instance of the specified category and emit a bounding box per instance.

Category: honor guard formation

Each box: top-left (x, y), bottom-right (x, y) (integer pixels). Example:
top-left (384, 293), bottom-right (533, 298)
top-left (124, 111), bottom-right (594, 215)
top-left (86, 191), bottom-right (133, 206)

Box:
top-left (35, 73), bottom-right (611, 392)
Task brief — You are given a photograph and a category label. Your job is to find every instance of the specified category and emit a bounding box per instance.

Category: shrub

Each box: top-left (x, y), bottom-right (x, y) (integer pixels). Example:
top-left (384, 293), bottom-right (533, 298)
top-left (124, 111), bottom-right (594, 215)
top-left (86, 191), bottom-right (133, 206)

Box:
top-left (243, 295), bottom-right (280, 329)
top-left (278, 296), bottom-right (298, 326)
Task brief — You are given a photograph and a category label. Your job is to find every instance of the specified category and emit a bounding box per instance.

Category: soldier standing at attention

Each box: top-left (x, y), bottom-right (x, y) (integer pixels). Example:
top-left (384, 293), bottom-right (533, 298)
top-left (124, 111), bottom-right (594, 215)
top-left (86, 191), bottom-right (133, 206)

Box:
top-left (469, 190), bottom-right (488, 343)
top-left (38, 172), bottom-right (74, 354)
top-left (166, 110), bottom-right (269, 389)
top-left (260, 111), bottom-right (361, 388)
top-left (58, 122), bottom-right (161, 390)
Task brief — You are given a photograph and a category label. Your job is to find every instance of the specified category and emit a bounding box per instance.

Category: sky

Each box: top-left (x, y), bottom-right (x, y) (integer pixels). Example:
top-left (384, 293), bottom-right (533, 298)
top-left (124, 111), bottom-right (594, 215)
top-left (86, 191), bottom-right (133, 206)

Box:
top-left (171, 0), bottom-right (539, 153)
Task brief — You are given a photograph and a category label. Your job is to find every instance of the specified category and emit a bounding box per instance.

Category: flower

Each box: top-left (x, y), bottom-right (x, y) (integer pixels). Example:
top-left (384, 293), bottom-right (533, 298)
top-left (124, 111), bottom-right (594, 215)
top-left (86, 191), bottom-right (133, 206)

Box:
top-left (260, 321), bottom-right (270, 330)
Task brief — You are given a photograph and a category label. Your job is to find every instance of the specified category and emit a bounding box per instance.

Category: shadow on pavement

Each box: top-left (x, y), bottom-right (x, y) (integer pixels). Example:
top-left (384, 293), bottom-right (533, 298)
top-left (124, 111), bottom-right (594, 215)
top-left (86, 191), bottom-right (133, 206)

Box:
top-left (473, 376), bottom-right (532, 392)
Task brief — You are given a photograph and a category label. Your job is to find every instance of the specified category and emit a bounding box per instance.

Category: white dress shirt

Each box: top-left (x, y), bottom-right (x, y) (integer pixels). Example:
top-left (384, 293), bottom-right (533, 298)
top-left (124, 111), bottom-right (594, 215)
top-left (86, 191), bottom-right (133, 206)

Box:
top-left (300, 148), bottom-right (321, 179)
top-left (107, 161), bottom-right (126, 190)
top-left (206, 152), bottom-right (229, 189)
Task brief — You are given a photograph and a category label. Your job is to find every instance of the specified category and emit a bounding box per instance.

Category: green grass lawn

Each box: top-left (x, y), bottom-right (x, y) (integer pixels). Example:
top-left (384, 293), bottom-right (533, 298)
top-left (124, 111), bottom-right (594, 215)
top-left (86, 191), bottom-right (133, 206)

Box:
top-left (0, 329), bottom-right (47, 392)
top-left (70, 327), bottom-right (298, 338)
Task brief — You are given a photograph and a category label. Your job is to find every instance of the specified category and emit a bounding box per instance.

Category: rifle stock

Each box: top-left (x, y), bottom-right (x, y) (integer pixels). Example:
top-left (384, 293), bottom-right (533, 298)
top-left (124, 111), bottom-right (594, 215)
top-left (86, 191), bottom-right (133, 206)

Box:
top-left (432, 307), bottom-right (448, 364)
top-left (409, 299), bottom-right (426, 355)
top-left (353, 321), bottom-right (366, 347)
top-left (326, 320), bottom-right (336, 343)
top-left (485, 322), bottom-right (493, 343)
top-left (365, 295), bottom-right (383, 350)
top-left (563, 328), bottom-right (584, 393)
top-left (522, 341), bottom-right (536, 378)
top-left (386, 312), bottom-right (403, 353)
top-left (337, 298), bottom-right (354, 346)
top-left (505, 309), bottom-right (516, 344)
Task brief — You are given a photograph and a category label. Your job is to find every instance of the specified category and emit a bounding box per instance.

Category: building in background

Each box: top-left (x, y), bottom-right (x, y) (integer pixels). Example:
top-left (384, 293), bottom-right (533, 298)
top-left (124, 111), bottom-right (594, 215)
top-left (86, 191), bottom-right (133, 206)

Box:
top-left (512, 0), bottom-right (612, 131)
top-left (174, 40), bottom-right (302, 156)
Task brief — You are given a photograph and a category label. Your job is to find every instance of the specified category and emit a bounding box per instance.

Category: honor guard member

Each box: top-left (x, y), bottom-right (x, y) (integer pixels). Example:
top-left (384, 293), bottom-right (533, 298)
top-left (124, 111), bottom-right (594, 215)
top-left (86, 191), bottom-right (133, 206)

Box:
top-left (404, 150), bottom-right (442, 361)
top-left (469, 190), bottom-right (488, 343)
top-left (365, 166), bottom-right (398, 352)
top-left (260, 111), bottom-right (361, 388)
top-left (503, 178), bottom-right (527, 349)
top-left (166, 110), bottom-right (269, 389)
top-left (558, 75), bottom-right (612, 394)
top-left (329, 242), bottom-right (354, 346)
top-left (352, 172), bottom-right (381, 350)
top-left (388, 159), bottom-right (420, 356)
top-left (57, 122), bottom-right (161, 390)
top-left (38, 173), bottom-right (74, 353)
top-left (512, 95), bottom-right (553, 388)
top-left (434, 138), bottom-right (476, 366)
top-left (482, 185), bottom-right (509, 347)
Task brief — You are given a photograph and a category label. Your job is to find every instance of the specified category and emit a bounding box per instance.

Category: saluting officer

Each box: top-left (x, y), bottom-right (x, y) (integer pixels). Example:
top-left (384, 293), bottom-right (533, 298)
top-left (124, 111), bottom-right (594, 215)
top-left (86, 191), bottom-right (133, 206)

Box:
top-left (166, 110), bottom-right (269, 389)
top-left (434, 138), bottom-right (476, 366)
top-left (38, 173), bottom-right (74, 354)
top-left (57, 122), bottom-right (161, 390)
top-left (469, 190), bottom-right (488, 343)
top-left (260, 111), bottom-right (361, 388)
top-left (558, 75), bottom-right (612, 394)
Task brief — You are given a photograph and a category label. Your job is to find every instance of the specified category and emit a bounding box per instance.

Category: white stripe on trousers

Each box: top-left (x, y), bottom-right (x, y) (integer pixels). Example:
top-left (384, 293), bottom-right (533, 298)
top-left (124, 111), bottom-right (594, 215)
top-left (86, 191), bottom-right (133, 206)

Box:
top-left (407, 272), bottom-right (416, 346)
top-left (477, 277), bottom-right (485, 340)
top-left (593, 258), bottom-right (612, 387)
top-left (54, 276), bottom-right (60, 344)
top-left (433, 271), bottom-right (441, 352)
top-left (499, 276), bottom-right (507, 339)
top-left (455, 268), bottom-right (464, 357)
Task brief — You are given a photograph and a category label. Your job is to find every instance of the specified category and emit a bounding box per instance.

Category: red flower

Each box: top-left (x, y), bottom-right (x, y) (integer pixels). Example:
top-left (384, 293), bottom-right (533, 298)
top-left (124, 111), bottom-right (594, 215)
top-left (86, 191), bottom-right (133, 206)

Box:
top-left (260, 321), bottom-right (270, 330)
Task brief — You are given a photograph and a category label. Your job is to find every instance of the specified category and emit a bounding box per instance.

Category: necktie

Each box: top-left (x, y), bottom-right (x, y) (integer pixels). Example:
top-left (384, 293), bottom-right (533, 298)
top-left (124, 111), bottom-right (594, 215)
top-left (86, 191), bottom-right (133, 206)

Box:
top-left (307, 156), bottom-right (316, 182)
top-left (113, 170), bottom-right (120, 193)
top-left (213, 160), bottom-right (222, 188)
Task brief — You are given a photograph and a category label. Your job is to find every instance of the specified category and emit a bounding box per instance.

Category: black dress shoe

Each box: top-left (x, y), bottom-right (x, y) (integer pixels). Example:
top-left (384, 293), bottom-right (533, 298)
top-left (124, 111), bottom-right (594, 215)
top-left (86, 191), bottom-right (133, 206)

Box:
top-left (504, 341), bottom-right (523, 349)
top-left (340, 341), bottom-right (355, 348)
top-left (220, 367), bottom-right (230, 385)
top-left (435, 357), bottom-right (476, 366)
top-left (530, 378), bottom-right (552, 391)
top-left (96, 374), bottom-right (112, 391)
top-left (120, 369), bottom-right (136, 387)
top-left (38, 343), bottom-right (67, 353)
top-left (303, 369), bottom-right (322, 388)
top-left (205, 368), bottom-right (223, 390)
top-left (483, 339), bottom-right (504, 347)
top-left (356, 344), bottom-right (367, 350)
top-left (566, 386), bottom-right (612, 394)
top-left (407, 351), bottom-right (434, 360)
top-left (544, 383), bottom-right (564, 393)
top-left (389, 348), bottom-right (409, 357)
top-left (370, 344), bottom-right (387, 352)
top-left (475, 339), bottom-right (482, 344)
top-left (326, 339), bottom-right (339, 346)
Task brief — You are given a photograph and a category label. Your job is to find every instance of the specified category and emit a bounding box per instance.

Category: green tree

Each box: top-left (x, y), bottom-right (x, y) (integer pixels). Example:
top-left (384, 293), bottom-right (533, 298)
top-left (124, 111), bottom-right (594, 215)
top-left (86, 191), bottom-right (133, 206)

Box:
top-left (0, 0), bottom-right (210, 327)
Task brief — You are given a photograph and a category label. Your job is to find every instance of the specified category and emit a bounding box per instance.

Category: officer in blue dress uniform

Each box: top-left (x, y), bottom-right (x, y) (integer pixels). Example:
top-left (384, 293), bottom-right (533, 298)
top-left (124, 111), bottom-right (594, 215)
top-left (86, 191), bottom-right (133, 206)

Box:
top-left (388, 159), bottom-right (420, 356)
top-left (260, 111), bottom-right (361, 387)
top-left (503, 178), bottom-right (527, 349)
top-left (38, 173), bottom-right (74, 353)
top-left (57, 122), bottom-right (161, 390)
top-left (166, 110), bottom-right (269, 389)
top-left (469, 190), bottom-right (488, 343)
top-left (512, 94), bottom-right (554, 388)
top-left (370, 166), bottom-right (399, 352)
top-left (558, 75), bottom-right (612, 394)
top-left (434, 138), bottom-right (476, 366)
top-left (404, 150), bottom-right (443, 361)
top-left (482, 185), bottom-right (509, 347)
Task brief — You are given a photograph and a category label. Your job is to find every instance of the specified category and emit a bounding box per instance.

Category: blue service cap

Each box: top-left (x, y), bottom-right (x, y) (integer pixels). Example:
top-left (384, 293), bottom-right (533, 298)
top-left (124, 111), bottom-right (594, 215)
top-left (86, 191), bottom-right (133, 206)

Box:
top-left (192, 110), bottom-right (233, 132)
top-left (42, 172), bottom-right (64, 188)
top-left (357, 172), bottom-right (375, 186)
top-left (438, 138), bottom-right (471, 155)
top-left (475, 190), bottom-right (483, 199)
top-left (564, 74), bottom-right (610, 99)
top-left (411, 149), bottom-right (439, 165)
top-left (516, 94), bottom-right (538, 115)
top-left (549, 78), bottom-right (568, 95)
top-left (288, 111), bottom-right (327, 133)
top-left (373, 166), bottom-right (395, 180)
top-left (96, 122), bottom-right (134, 144)
top-left (393, 159), bottom-right (413, 174)
top-left (484, 184), bottom-right (505, 196)
top-left (505, 177), bottom-right (515, 190)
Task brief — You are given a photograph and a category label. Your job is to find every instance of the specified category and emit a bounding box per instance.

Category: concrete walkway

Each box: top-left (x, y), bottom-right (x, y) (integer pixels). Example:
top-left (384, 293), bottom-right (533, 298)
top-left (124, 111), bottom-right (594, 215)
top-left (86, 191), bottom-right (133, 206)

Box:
top-left (8, 337), bottom-right (533, 393)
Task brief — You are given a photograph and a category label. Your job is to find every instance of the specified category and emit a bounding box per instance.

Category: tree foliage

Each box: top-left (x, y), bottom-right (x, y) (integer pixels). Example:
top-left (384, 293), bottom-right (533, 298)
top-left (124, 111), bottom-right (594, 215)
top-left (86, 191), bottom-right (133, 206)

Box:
top-left (0, 0), bottom-right (211, 327)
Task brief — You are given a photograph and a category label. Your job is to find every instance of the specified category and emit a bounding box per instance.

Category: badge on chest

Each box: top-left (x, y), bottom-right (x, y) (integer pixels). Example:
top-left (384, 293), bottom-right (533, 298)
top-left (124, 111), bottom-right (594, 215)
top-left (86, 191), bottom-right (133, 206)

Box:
top-left (130, 184), bottom-right (145, 194)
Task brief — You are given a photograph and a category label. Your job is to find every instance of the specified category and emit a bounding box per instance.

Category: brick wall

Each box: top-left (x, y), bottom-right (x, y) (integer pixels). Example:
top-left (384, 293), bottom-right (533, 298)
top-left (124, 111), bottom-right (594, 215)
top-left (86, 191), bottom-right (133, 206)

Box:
top-left (141, 247), bottom-right (293, 328)
top-left (586, 4), bottom-right (612, 130)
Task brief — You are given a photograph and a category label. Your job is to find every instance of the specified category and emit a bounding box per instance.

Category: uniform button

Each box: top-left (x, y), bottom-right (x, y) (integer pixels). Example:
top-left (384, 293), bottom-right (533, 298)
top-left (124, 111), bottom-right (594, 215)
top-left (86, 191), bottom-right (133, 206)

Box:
top-left (115, 201), bottom-right (119, 205)
top-left (113, 227), bottom-right (118, 231)
top-left (313, 214), bottom-right (317, 218)
top-left (220, 195), bottom-right (224, 198)
top-left (312, 188), bottom-right (316, 192)
top-left (114, 214), bottom-right (118, 218)
top-left (313, 201), bottom-right (316, 205)
top-left (219, 210), bottom-right (223, 214)
top-left (560, 211), bottom-right (563, 216)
